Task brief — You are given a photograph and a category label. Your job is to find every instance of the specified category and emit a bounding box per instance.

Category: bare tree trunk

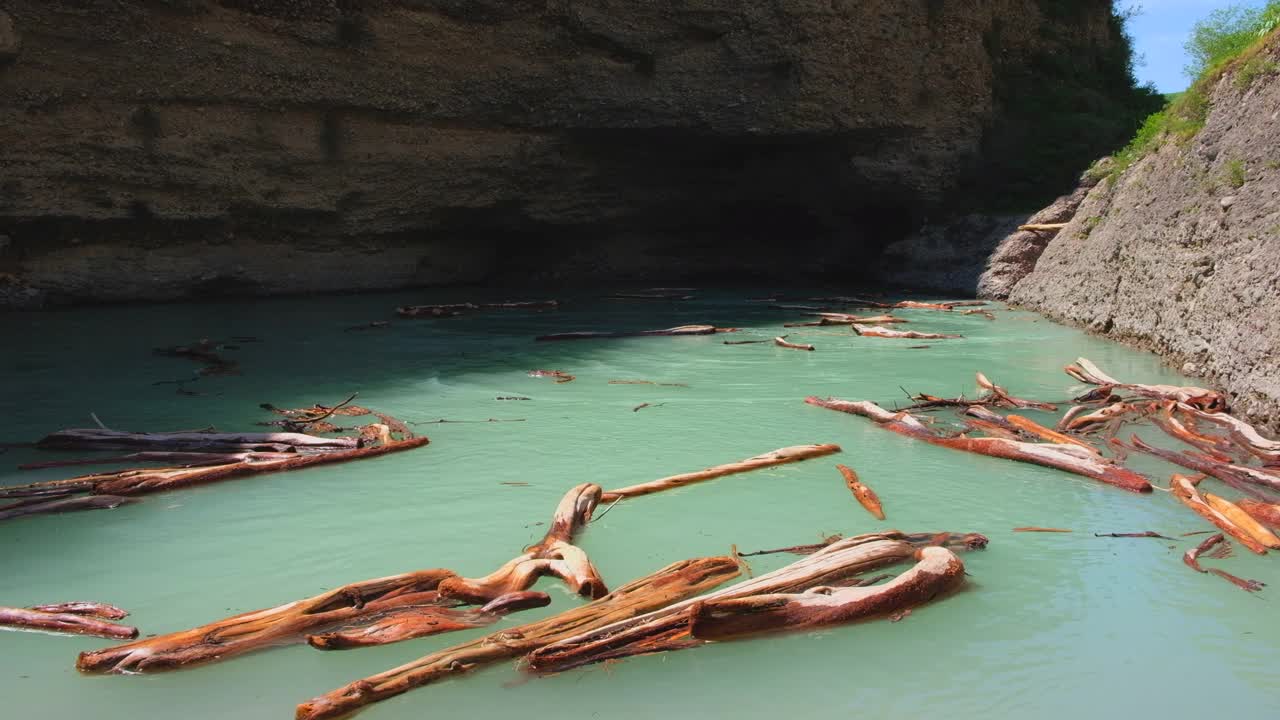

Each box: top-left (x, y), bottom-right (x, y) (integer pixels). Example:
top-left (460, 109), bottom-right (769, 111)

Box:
top-left (601, 444), bottom-right (842, 502)
top-left (1, 606), bottom-right (138, 639)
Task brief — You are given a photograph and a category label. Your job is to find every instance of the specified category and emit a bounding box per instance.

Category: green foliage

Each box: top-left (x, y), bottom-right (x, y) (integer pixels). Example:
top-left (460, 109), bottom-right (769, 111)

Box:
top-left (1235, 56), bottom-right (1279, 89)
top-left (1184, 4), bottom-right (1274, 78)
top-left (1227, 158), bottom-right (1247, 188)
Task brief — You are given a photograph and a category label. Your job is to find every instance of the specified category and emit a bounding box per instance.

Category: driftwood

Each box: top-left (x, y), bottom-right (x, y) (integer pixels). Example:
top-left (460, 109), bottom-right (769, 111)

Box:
top-left (806, 398), bottom-right (1152, 493)
top-left (1013, 527), bottom-right (1072, 533)
top-left (1183, 533), bottom-right (1223, 572)
top-left (436, 483), bottom-right (606, 605)
top-left (895, 300), bottom-right (987, 311)
top-left (35, 428), bottom-right (357, 453)
top-left (1124, 436), bottom-right (1280, 501)
top-left (0, 495), bottom-right (136, 521)
top-left (18, 450), bottom-right (300, 471)
top-left (1203, 493), bottom-right (1280, 548)
top-left (307, 592), bottom-right (551, 650)
top-left (1150, 404), bottom-right (1238, 461)
top-left (528, 370), bottom-right (575, 384)
top-left (536, 325), bottom-right (736, 342)
top-left (1176, 404), bottom-right (1280, 462)
top-left (1, 606), bottom-right (138, 639)
top-left (1018, 223), bottom-right (1067, 231)
top-left (1094, 531), bottom-right (1175, 539)
top-left (30, 602), bottom-right (129, 619)
top-left (1170, 474), bottom-right (1268, 554)
top-left (295, 556), bottom-right (743, 720)
top-left (774, 336), bottom-right (815, 351)
top-left (1238, 500), bottom-right (1280, 529)
top-left (1063, 402), bottom-right (1149, 431)
top-left (600, 444), bottom-right (842, 502)
top-left (1209, 568), bottom-right (1266, 592)
top-left (608, 380), bottom-right (689, 387)
top-left (153, 339), bottom-right (240, 376)
top-left (962, 309), bottom-right (996, 320)
top-left (525, 533), bottom-right (976, 675)
top-left (975, 373), bottom-right (1058, 411)
top-left (723, 340), bottom-right (771, 345)
top-left (1004, 415), bottom-right (1097, 453)
top-left (1064, 358), bottom-right (1226, 411)
top-left (738, 532), bottom-right (989, 558)
top-left (397, 300), bottom-right (558, 317)
top-left (804, 313), bottom-right (907, 325)
top-left (852, 325), bottom-right (961, 340)
top-left (837, 465), bottom-right (884, 520)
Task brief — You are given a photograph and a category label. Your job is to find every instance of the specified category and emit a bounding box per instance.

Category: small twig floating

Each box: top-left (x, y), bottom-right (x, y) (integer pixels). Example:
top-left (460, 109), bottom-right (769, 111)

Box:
top-left (774, 336), bottom-right (815, 351)
top-left (1093, 531), bottom-right (1175, 540)
top-left (600, 444), bottom-right (842, 502)
top-left (852, 325), bottom-right (962, 340)
top-left (836, 465), bottom-right (884, 520)
top-left (1, 605), bottom-right (138, 639)
top-left (1013, 527), bottom-right (1072, 533)
top-left (632, 403), bottom-right (666, 412)
top-left (723, 340), bottom-right (771, 345)
top-left (529, 370), bottom-right (576, 384)
top-left (537, 325), bottom-right (736, 342)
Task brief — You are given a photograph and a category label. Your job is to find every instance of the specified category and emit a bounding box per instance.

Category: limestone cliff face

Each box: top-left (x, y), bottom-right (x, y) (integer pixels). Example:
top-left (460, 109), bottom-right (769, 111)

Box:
top-left (1, 0), bottom-right (1131, 303)
top-left (1004, 38), bottom-right (1280, 432)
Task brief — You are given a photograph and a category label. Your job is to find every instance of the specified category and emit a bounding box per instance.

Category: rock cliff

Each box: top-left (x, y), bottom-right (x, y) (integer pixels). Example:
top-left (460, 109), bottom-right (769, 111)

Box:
top-left (1000, 36), bottom-right (1280, 432)
top-left (0, 1), bottom-right (1149, 304)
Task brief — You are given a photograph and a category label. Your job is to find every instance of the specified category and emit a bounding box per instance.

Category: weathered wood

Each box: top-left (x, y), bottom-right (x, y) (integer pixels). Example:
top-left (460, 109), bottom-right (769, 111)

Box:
top-left (1175, 404), bottom-right (1280, 462)
top-left (837, 465), bottom-right (884, 520)
top-left (536, 325), bottom-right (736, 342)
top-left (1004, 415), bottom-right (1097, 452)
top-left (1063, 402), bottom-right (1149, 431)
top-left (1170, 474), bottom-right (1268, 554)
top-left (18, 450), bottom-right (299, 471)
top-left (29, 602), bottom-right (129, 620)
top-left (525, 533), bottom-right (974, 674)
top-left (600, 444), bottom-right (842, 502)
top-left (806, 398), bottom-right (1152, 493)
top-left (852, 325), bottom-right (961, 339)
top-left (1125, 436), bottom-right (1280, 501)
top-left (528, 370), bottom-right (576, 384)
top-left (975, 373), bottom-right (1059, 411)
top-left (153, 339), bottom-right (239, 376)
top-left (804, 313), bottom-right (908, 325)
top-left (1238, 499), bottom-right (1280, 529)
top-left (1093, 531), bottom-right (1175, 540)
top-left (307, 592), bottom-right (551, 650)
top-left (1064, 358), bottom-right (1226, 411)
top-left (0, 495), bottom-right (136, 522)
top-left (1208, 568), bottom-right (1266, 592)
top-left (2, 606), bottom-right (138, 639)
top-left (1203, 493), bottom-right (1280, 548)
top-left (1018, 223), bottom-right (1068, 231)
top-left (774, 336), bottom-right (815, 351)
top-left (1183, 533), bottom-right (1223, 572)
top-left (295, 556), bottom-right (743, 720)
top-left (36, 428), bottom-right (357, 453)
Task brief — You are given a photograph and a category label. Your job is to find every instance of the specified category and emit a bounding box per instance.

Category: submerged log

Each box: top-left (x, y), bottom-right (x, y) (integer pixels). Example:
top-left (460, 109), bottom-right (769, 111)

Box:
top-left (836, 465), bottom-right (884, 520)
top-left (1183, 533), bottom-right (1223, 572)
top-left (36, 428), bottom-right (357, 453)
top-left (1125, 436), bottom-right (1280, 501)
top-left (774, 336), bottom-right (815, 351)
top-left (296, 556), bottom-right (743, 720)
top-left (600, 444), bottom-right (842, 502)
top-left (1064, 358), bottom-right (1227, 411)
top-left (1176, 404), bottom-right (1280, 462)
top-left (852, 325), bottom-right (962, 340)
top-left (30, 602), bottom-right (129, 620)
top-left (0, 495), bottom-right (136, 522)
top-left (525, 533), bottom-right (975, 674)
top-left (975, 373), bottom-right (1058, 411)
top-left (153, 339), bottom-right (240, 376)
top-left (1, 606), bottom-right (138, 639)
top-left (1169, 474), bottom-right (1268, 554)
top-left (307, 592), bottom-right (551, 650)
top-left (536, 325), bottom-right (735, 342)
top-left (436, 483), bottom-right (607, 604)
top-left (1238, 499), bottom-right (1280, 529)
top-left (806, 398), bottom-right (1152, 493)
top-left (528, 370), bottom-right (576, 384)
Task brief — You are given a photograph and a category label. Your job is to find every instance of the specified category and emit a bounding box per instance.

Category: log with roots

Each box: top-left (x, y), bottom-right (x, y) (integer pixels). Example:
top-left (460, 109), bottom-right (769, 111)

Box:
top-left (600, 444), bottom-right (842, 502)
top-left (0, 494), bottom-right (136, 522)
top-left (307, 592), bottom-right (551, 650)
top-left (48, 436), bottom-right (430, 497)
top-left (805, 398), bottom-right (1152, 493)
top-left (436, 483), bottom-right (607, 604)
top-left (525, 532), bottom-right (978, 674)
top-left (1064, 358), bottom-right (1227, 411)
top-left (1183, 533), bottom-right (1224, 572)
top-left (1238, 499), bottom-right (1280, 529)
top-left (837, 465), bottom-right (884, 520)
top-left (974, 373), bottom-right (1058, 411)
top-left (535, 325), bottom-right (736, 342)
top-left (774, 336), bottom-right (815, 351)
top-left (295, 556), bottom-right (743, 720)
top-left (1124, 436), bottom-right (1280, 501)
top-left (1175, 404), bottom-right (1280, 462)
top-left (35, 428), bottom-right (357, 453)
top-left (2, 606), bottom-right (139, 639)
top-left (852, 325), bottom-right (962, 340)
top-left (1169, 474), bottom-right (1268, 554)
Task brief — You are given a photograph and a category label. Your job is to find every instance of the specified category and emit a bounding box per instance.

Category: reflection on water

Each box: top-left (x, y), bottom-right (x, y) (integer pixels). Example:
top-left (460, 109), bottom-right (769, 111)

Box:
top-left (1, 289), bottom-right (1277, 720)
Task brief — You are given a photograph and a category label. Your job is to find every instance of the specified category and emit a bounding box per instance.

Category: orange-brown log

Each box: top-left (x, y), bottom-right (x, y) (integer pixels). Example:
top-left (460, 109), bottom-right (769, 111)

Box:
top-left (306, 592), bottom-right (551, 650)
top-left (1170, 475), bottom-right (1268, 554)
top-left (29, 602), bottom-right (129, 620)
top-left (974, 373), bottom-right (1059, 411)
top-left (1004, 415), bottom-right (1098, 453)
top-left (1203, 493), bottom-right (1280, 548)
top-left (1125, 436), bottom-right (1280, 500)
top-left (836, 465), bottom-right (885, 520)
top-left (1238, 499), bottom-right (1280, 529)
top-left (296, 556), bottom-right (743, 720)
top-left (1064, 358), bottom-right (1226, 411)
top-left (1, 606), bottom-right (138, 639)
top-left (600, 444), bottom-right (842, 502)
top-left (805, 313), bottom-right (907, 325)
top-left (1175, 404), bottom-right (1280, 462)
top-left (806, 398), bottom-right (1151, 493)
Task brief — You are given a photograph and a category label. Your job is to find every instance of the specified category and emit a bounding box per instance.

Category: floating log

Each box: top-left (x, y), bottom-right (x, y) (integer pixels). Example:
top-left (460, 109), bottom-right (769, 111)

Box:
top-left (2, 606), bottom-right (138, 639)
top-left (608, 380), bottom-right (689, 387)
top-left (528, 370), bottom-right (575, 384)
top-left (975, 373), bottom-right (1059, 411)
top-left (1237, 500), bottom-right (1280, 529)
top-left (600, 444), bottom-right (842, 502)
top-left (963, 309), bottom-right (997, 320)
top-left (1094, 531), bottom-right (1174, 539)
top-left (1203, 493), bottom-right (1280, 548)
top-left (525, 533), bottom-right (975, 674)
top-left (1013, 527), bottom-right (1072, 533)
top-left (436, 483), bottom-right (606, 605)
top-left (1018, 223), bottom-right (1068, 231)
top-left (537, 325), bottom-right (736, 342)
top-left (737, 531), bottom-right (988, 558)
top-left (723, 340), bottom-right (771, 345)
top-left (295, 556), bottom-right (743, 720)
top-left (35, 428), bottom-right (357, 453)
top-left (1169, 474), bottom-right (1268, 554)
top-left (836, 465), bottom-right (884, 520)
top-left (1004, 415), bottom-right (1097, 453)
top-left (18, 450), bottom-right (301, 471)
top-left (153, 339), bottom-right (240, 376)
top-left (0, 495), bottom-right (136, 521)
top-left (1063, 402), bottom-right (1148, 431)
top-left (1125, 436), bottom-right (1280, 500)
top-left (805, 398), bottom-right (1152, 493)
top-left (852, 325), bottom-right (961, 340)
top-left (307, 592), bottom-right (551, 650)
top-left (774, 336), bottom-right (815, 351)
top-left (1150, 404), bottom-right (1236, 461)
top-left (805, 313), bottom-right (908, 325)
top-left (1064, 358), bottom-right (1226, 411)
top-left (1175, 404), bottom-right (1280, 462)
top-left (29, 602), bottom-right (129, 619)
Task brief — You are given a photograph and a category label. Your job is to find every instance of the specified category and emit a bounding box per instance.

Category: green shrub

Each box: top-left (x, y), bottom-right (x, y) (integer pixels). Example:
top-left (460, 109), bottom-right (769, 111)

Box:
top-left (1185, 5), bottom-right (1270, 78)
top-left (1227, 159), bottom-right (1247, 188)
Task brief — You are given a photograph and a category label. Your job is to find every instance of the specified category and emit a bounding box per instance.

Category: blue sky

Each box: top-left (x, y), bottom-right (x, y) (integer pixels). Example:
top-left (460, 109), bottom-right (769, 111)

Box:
top-left (1126, 0), bottom-right (1270, 92)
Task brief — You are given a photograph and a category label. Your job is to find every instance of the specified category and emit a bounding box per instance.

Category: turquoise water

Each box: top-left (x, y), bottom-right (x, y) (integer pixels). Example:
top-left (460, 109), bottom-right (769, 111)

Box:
top-left (2, 290), bottom-right (1277, 720)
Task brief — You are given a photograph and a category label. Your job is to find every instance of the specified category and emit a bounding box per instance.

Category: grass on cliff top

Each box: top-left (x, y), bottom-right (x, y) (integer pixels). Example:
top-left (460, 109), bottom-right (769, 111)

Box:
top-left (1098, 2), bottom-right (1280, 182)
